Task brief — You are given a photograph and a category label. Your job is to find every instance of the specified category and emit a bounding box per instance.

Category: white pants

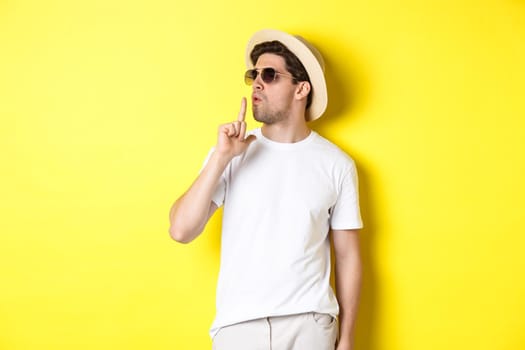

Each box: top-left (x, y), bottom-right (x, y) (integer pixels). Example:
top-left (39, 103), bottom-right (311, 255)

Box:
top-left (212, 312), bottom-right (338, 350)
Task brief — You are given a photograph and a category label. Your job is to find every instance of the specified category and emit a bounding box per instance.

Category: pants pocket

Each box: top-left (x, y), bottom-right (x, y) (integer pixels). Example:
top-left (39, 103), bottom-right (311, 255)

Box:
top-left (312, 312), bottom-right (336, 326)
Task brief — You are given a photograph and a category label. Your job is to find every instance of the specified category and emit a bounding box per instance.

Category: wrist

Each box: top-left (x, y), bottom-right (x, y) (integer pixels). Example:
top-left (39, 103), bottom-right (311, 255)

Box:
top-left (336, 338), bottom-right (353, 350)
top-left (210, 149), bottom-right (234, 168)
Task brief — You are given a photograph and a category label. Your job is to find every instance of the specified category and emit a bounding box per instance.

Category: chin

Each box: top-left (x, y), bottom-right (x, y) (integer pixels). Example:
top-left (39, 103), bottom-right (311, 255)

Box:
top-left (254, 115), bottom-right (274, 125)
top-left (253, 111), bottom-right (267, 123)
top-left (253, 108), bottom-right (285, 125)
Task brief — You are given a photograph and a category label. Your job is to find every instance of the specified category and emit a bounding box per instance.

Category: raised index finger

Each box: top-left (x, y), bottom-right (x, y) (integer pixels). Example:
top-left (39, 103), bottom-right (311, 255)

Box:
top-left (237, 97), bottom-right (247, 122)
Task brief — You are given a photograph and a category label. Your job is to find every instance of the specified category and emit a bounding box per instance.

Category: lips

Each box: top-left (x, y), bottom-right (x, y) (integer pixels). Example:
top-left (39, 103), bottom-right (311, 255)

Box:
top-left (252, 93), bottom-right (263, 104)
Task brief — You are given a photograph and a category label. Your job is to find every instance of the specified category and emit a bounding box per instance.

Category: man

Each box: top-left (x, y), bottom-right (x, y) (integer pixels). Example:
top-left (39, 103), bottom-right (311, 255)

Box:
top-left (169, 29), bottom-right (363, 350)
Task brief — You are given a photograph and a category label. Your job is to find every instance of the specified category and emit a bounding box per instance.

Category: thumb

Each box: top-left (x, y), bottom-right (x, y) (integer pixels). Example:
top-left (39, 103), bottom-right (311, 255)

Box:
top-left (244, 135), bottom-right (257, 145)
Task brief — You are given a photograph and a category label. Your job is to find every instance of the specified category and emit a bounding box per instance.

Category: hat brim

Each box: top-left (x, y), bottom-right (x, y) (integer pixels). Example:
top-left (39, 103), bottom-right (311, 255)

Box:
top-left (245, 29), bottom-right (327, 122)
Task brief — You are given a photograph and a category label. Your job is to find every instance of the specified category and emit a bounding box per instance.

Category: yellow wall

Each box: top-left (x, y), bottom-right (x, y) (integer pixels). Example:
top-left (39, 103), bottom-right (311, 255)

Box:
top-left (1, 0), bottom-right (524, 349)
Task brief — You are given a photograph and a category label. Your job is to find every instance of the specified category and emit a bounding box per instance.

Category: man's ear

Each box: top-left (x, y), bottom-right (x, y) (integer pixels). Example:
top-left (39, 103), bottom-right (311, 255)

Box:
top-left (295, 81), bottom-right (311, 101)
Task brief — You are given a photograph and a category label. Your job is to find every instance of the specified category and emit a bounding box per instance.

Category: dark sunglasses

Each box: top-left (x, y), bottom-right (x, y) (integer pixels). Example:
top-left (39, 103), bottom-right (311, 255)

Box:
top-left (244, 67), bottom-right (295, 85)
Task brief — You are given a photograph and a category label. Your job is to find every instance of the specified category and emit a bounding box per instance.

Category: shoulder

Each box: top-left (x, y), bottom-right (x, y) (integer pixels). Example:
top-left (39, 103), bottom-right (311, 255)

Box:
top-left (310, 132), bottom-right (357, 169)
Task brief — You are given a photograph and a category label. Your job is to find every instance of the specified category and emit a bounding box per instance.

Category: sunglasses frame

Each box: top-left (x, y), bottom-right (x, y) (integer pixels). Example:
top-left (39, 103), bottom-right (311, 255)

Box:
top-left (244, 67), bottom-right (296, 85)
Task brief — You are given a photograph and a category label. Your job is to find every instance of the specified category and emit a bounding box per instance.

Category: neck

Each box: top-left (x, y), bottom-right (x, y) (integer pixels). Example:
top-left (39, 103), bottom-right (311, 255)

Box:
top-left (261, 118), bottom-right (311, 143)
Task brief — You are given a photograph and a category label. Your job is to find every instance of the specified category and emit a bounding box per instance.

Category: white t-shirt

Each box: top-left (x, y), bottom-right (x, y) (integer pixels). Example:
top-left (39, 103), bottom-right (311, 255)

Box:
top-left (208, 128), bottom-right (362, 338)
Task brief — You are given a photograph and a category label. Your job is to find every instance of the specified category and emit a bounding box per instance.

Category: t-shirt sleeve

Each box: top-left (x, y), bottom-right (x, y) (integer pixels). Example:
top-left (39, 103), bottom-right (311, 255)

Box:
top-left (329, 161), bottom-right (363, 230)
top-left (201, 148), bottom-right (226, 207)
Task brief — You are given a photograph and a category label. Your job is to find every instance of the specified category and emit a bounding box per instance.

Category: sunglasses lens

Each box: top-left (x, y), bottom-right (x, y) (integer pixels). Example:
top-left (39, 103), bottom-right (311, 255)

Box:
top-left (261, 68), bottom-right (276, 83)
top-left (244, 69), bottom-right (257, 85)
top-left (244, 68), bottom-right (279, 85)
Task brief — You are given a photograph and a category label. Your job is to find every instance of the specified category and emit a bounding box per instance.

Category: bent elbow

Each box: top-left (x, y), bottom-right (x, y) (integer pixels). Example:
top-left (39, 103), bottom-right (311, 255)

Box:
top-left (168, 224), bottom-right (194, 244)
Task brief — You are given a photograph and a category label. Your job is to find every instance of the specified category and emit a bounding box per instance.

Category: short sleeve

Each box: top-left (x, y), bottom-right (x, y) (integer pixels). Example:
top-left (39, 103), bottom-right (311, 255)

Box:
top-left (329, 162), bottom-right (363, 230)
top-left (201, 148), bottom-right (226, 207)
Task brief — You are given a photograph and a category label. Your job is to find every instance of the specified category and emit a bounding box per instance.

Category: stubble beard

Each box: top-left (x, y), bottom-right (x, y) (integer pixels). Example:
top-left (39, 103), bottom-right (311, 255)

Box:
top-left (253, 105), bottom-right (288, 125)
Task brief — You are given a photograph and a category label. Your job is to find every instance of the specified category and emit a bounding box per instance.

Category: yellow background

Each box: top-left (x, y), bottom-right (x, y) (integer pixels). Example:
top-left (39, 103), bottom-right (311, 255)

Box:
top-left (1, 0), bottom-right (524, 349)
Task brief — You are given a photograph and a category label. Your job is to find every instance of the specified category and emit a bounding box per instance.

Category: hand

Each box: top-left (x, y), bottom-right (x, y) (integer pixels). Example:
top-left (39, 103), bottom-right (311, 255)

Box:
top-left (336, 343), bottom-right (352, 350)
top-left (215, 97), bottom-right (256, 159)
top-left (336, 339), bottom-right (353, 350)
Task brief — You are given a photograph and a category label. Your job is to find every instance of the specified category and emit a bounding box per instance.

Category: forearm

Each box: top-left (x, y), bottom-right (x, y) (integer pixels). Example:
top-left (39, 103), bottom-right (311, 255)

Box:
top-left (169, 151), bottom-right (231, 243)
top-left (335, 247), bottom-right (362, 348)
top-left (169, 97), bottom-right (255, 243)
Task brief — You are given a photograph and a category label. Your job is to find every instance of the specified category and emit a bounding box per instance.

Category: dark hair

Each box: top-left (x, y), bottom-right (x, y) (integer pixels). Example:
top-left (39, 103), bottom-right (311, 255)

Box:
top-left (250, 41), bottom-right (313, 109)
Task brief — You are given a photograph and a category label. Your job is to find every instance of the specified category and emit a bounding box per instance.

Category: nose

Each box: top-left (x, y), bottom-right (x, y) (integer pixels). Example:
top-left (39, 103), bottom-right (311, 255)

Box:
top-left (253, 80), bottom-right (263, 91)
top-left (253, 72), bottom-right (264, 91)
